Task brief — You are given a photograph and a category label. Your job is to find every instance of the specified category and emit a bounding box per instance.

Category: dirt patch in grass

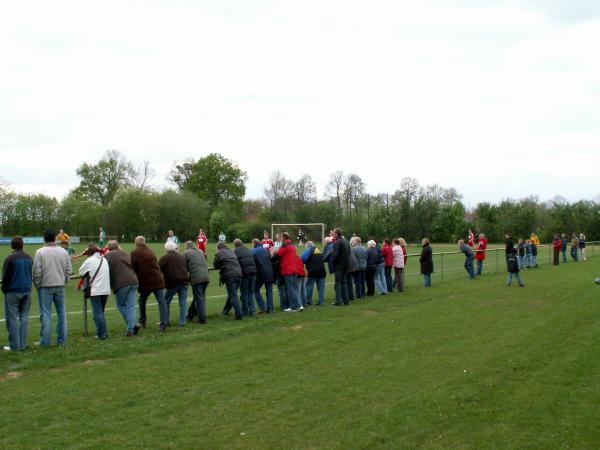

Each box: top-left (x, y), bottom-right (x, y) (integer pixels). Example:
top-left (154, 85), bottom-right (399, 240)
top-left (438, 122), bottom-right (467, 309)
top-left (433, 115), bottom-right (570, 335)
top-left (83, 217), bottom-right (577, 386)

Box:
top-left (81, 359), bottom-right (105, 366)
top-left (0, 371), bottom-right (24, 382)
top-left (362, 310), bottom-right (379, 316)
top-left (283, 324), bottom-right (304, 331)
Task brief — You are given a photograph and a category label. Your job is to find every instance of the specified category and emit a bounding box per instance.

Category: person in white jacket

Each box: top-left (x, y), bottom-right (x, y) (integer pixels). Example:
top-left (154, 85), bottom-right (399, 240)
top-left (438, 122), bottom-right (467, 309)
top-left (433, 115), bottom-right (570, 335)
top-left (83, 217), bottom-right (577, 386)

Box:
top-left (79, 244), bottom-right (111, 339)
top-left (392, 238), bottom-right (405, 292)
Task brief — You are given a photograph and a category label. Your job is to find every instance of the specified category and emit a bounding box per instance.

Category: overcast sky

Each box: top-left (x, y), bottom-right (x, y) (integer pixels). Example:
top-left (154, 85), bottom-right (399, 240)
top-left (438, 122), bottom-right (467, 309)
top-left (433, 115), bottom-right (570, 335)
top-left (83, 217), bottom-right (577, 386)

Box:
top-left (1, 0), bottom-right (599, 207)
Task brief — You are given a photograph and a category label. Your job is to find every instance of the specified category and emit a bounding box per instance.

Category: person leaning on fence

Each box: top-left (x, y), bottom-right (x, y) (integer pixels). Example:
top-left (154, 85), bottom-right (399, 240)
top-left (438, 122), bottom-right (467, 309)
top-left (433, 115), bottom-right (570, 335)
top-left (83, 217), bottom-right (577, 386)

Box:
top-left (373, 239), bottom-right (388, 295)
top-left (475, 233), bottom-right (487, 276)
top-left (570, 233), bottom-right (579, 262)
top-left (530, 239), bottom-right (538, 268)
top-left (346, 245), bottom-right (359, 301)
top-left (350, 237), bottom-right (367, 299)
top-left (302, 240), bottom-right (327, 306)
top-left (33, 229), bottom-right (73, 347)
top-left (183, 241), bottom-right (210, 324)
top-left (277, 232), bottom-right (302, 311)
top-left (458, 240), bottom-right (476, 280)
top-left (420, 238), bottom-right (433, 287)
top-left (79, 244), bottom-right (111, 339)
top-left (159, 241), bottom-right (189, 327)
top-left (214, 241), bottom-right (243, 319)
top-left (104, 240), bottom-right (140, 336)
top-left (233, 239), bottom-right (259, 316)
top-left (365, 240), bottom-right (379, 296)
top-left (552, 234), bottom-right (562, 266)
top-left (131, 236), bottom-right (168, 332)
top-left (252, 238), bottom-right (274, 313)
top-left (2, 237), bottom-right (33, 351)
top-left (332, 228), bottom-right (351, 306)
top-left (392, 239), bottom-right (405, 292)
top-left (382, 239), bottom-right (394, 293)
top-left (506, 248), bottom-right (525, 287)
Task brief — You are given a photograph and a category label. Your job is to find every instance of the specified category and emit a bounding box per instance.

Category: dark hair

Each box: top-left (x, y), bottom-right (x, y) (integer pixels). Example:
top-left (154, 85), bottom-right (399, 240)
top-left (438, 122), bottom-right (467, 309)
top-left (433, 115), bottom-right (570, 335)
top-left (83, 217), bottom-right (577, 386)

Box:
top-left (334, 227), bottom-right (342, 237)
top-left (43, 229), bottom-right (55, 243)
top-left (11, 236), bottom-right (24, 250)
top-left (281, 232), bottom-right (290, 240)
top-left (216, 242), bottom-right (227, 250)
top-left (393, 238), bottom-right (400, 245)
top-left (383, 238), bottom-right (391, 245)
top-left (87, 243), bottom-right (100, 256)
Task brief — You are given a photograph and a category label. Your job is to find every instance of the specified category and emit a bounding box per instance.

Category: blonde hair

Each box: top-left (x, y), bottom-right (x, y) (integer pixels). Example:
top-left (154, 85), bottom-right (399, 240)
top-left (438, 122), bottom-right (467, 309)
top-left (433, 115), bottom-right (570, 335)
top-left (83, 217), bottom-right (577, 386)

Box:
top-left (367, 240), bottom-right (376, 248)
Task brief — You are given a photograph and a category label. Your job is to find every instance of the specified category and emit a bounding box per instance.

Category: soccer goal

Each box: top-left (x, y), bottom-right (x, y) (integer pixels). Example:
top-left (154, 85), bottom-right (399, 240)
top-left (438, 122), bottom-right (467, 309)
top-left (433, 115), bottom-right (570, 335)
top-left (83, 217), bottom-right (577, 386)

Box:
top-left (271, 223), bottom-right (326, 245)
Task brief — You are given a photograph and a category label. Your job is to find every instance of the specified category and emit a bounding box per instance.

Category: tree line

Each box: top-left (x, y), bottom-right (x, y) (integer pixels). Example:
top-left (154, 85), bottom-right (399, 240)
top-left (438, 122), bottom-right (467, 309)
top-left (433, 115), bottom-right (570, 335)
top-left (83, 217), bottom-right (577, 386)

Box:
top-left (1, 151), bottom-right (598, 243)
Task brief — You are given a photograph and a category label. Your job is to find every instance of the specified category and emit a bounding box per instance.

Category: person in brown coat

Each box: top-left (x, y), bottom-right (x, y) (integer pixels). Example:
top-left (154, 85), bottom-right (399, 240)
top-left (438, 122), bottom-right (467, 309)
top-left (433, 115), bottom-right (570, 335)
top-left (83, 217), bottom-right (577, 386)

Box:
top-left (130, 236), bottom-right (168, 331)
top-left (158, 241), bottom-right (189, 326)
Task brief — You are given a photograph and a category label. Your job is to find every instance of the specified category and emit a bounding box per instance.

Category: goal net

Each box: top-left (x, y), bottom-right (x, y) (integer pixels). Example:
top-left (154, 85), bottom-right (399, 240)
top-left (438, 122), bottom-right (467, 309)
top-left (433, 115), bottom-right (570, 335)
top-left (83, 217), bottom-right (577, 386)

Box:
top-left (271, 223), bottom-right (325, 245)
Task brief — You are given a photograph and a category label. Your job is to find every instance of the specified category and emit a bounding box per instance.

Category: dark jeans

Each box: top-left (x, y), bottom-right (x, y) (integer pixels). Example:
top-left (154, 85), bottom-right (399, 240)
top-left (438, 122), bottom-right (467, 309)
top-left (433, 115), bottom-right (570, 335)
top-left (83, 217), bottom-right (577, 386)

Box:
top-left (276, 277), bottom-right (288, 310)
top-left (306, 277), bottom-right (325, 305)
top-left (90, 295), bottom-right (108, 338)
top-left (5, 291), bottom-right (31, 350)
top-left (561, 249), bottom-right (567, 263)
top-left (192, 282), bottom-right (208, 323)
top-left (394, 267), bottom-right (404, 292)
top-left (464, 255), bottom-right (475, 279)
top-left (553, 249), bottom-right (560, 265)
top-left (284, 274), bottom-right (300, 309)
top-left (254, 280), bottom-right (271, 312)
top-left (223, 278), bottom-right (243, 319)
top-left (139, 288), bottom-right (168, 326)
top-left (240, 275), bottom-right (257, 316)
top-left (346, 272), bottom-right (355, 300)
top-left (334, 268), bottom-right (350, 305)
top-left (476, 259), bottom-right (483, 276)
top-left (384, 266), bottom-right (393, 292)
top-left (365, 268), bottom-right (376, 296)
top-left (571, 247), bottom-right (578, 262)
top-left (165, 283), bottom-right (189, 325)
top-left (352, 270), bottom-right (366, 298)
top-left (423, 273), bottom-right (432, 287)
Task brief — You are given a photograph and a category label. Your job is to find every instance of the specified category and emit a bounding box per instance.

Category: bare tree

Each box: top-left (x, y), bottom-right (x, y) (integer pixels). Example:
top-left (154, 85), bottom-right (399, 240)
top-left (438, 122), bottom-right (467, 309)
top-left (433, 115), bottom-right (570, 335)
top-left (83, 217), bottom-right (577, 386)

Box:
top-left (325, 170), bottom-right (344, 209)
top-left (131, 160), bottom-right (156, 191)
top-left (294, 174), bottom-right (317, 203)
top-left (168, 158), bottom-right (195, 190)
top-left (342, 173), bottom-right (366, 211)
top-left (264, 170), bottom-right (294, 202)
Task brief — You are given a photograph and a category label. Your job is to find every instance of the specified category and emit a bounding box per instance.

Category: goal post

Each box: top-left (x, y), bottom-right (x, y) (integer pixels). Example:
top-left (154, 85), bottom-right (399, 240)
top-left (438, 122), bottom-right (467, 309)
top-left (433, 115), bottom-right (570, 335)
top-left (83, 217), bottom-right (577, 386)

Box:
top-left (271, 223), bottom-right (326, 245)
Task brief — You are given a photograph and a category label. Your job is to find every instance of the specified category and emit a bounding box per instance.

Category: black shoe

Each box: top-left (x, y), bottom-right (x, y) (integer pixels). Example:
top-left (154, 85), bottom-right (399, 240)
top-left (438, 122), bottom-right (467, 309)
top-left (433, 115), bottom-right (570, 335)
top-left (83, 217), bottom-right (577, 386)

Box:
top-left (133, 325), bottom-right (140, 335)
top-left (159, 324), bottom-right (166, 332)
top-left (140, 319), bottom-right (146, 328)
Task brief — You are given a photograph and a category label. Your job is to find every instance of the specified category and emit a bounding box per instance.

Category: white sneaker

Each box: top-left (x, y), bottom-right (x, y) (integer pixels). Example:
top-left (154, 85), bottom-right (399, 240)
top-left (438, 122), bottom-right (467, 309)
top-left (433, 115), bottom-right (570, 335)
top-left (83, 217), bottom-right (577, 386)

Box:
top-left (299, 306), bottom-right (304, 311)
top-left (284, 308), bottom-right (292, 312)
top-left (2, 345), bottom-right (10, 351)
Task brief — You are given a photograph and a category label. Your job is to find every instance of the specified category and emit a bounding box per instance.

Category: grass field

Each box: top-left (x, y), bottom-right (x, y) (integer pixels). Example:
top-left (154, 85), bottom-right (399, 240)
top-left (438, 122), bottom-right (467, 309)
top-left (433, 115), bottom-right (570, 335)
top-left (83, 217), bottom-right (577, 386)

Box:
top-left (1, 241), bottom-right (599, 448)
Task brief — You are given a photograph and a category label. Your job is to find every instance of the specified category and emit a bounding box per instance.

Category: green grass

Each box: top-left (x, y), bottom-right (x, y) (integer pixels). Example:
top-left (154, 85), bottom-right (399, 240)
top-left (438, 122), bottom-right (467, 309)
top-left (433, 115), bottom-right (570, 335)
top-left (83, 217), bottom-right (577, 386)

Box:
top-left (1, 241), bottom-right (600, 448)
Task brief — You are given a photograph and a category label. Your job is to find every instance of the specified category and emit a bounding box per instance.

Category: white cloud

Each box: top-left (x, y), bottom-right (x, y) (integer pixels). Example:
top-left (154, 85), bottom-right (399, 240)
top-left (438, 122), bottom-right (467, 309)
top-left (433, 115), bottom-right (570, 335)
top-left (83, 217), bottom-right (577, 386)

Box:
top-left (1, 0), bottom-right (599, 203)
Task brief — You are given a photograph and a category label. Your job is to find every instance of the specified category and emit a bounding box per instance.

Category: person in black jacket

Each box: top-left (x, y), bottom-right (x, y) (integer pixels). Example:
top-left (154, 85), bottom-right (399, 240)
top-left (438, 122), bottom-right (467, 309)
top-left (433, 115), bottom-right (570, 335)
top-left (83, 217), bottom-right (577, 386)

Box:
top-left (332, 228), bottom-right (350, 306)
top-left (505, 234), bottom-right (514, 262)
top-left (506, 248), bottom-right (524, 287)
top-left (233, 239), bottom-right (258, 316)
top-left (213, 242), bottom-right (243, 320)
top-left (365, 240), bottom-right (379, 296)
top-left (301, 241), bottom-right (326, 305)
top-left (252, 239), bottom-right (274, 313)
top-left (2, 236), bottom-right (33, 351)
top-left (419, 238), bottom-right (433, 287)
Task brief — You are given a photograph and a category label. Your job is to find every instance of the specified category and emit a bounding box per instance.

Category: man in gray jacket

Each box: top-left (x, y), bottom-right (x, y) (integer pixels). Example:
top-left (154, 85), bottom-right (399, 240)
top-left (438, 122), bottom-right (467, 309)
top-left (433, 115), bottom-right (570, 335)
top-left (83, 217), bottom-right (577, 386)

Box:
top-left (32, 229), bottom-right (72, 346)
top-left (183, 241), bottom-right (210, 324)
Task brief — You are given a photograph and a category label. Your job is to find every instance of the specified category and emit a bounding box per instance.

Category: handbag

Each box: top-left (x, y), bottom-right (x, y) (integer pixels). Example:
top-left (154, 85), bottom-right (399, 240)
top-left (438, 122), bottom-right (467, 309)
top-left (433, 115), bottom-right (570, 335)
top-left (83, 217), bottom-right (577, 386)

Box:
top-left (83, 257), bottom-right (104, 299)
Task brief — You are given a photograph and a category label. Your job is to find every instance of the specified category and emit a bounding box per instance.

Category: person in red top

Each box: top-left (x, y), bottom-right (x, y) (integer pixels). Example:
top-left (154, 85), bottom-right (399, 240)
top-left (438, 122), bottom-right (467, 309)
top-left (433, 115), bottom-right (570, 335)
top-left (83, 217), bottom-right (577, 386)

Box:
top-left (277, 232), bottom-right (302, 311)
top-left (552, 234), bottom-right (562, 266)
top-left (261, 231), bottom-right (274, 250)
top-left (468, 230), bottom-right (475, 247)
top-left (196, 228), bottom-right (207, 255)
top-left (475, 233), bottom-right (488, 276)
top-left (382, 239), bottom-right (394, 293)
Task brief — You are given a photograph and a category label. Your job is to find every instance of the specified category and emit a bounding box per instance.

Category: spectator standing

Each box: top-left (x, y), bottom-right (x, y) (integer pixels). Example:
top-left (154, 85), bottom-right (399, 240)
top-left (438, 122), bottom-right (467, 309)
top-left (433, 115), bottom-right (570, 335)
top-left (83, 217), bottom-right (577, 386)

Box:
top-left (579, 233), bottom-right (587, 261)
top-left (214, 242), bottom-right (243, 319)
top-left (561, 233), bottom-right (568, 263)
top-left (233, 239), bottom-right (258, 316)
top-left (373, 240), bottom-right (387, 295)
top-left (2, 237), bottom-right (33, 351)
top-left (104, 240), bottom-right (140, 336)
top-left (351, 237), bottom-right (367, 299)
top-left (517, 239), bottom-right (526, 269)
top-left (530, 232), bottom-right (540, 246)
top-left (365, 240), bottom-right (378, 296)
top-left (332, 228), bottom-right (350, 306)
top-left (505, 234), bottom-right (514, 263)
top-left (159, 241), bottom-right (189, 326)
top-left (252, 239), bottom-right (274, 313)
top-left (524, 240), bottom-right (532, 268)
top-left (302, 241), bottom-right (327, 306)
top-left (392, 239), bottom-right (405, 292)
top-left (552, 234), bottom-right (562, 266)
top-left (277, 232), bottom-right (302, 311)
top-left (33, 229), bottom-right (72, 346)
top-left (420, 238), bottom-right (433, 287)
top-left (346, 247), bottom-right (359, 301)
top-left (183, 241), bottom-right (210, 324)
top-left (382, 239), bottom-right (394, 293)
top-left (507, 248), bottom-right (525, 287)
top-left (131, 236), bottom-right (168, 331)
top-left (79, 244), bottom-right (110, 339)
top-left (475, 233), bottom-right (487, 276)
top-left (570, 233), bottom-right (579, 262)
top-left (295, 255), bottom-right (307, 307)
top-left (322, 236), bottom-right (335, 275)
top-left (530, 240), bottom-right (538, 268)
top-left (458, 240), bottom-right (476, 279)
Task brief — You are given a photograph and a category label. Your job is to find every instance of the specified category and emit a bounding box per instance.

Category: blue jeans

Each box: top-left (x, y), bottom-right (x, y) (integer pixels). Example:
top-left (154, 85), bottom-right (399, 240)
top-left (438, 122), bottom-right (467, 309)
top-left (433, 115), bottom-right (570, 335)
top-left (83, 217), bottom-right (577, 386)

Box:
top-left (423, 274), bottom-right (432, 287)
top-left (464, 255), bottom-right (475, 279)
top-left (352, 270), bottom-right (366, 298)
top-left (5, 291), bottom-right (31, 350)
top-left (306, 277), bottom-right (325, 305)
top-left (523, 254), bottom-right (530, 267)
top-left (139, 289), bottom-right (168, 326)
top-left (517, 255), bottom-right (524, 269)
top-left (374, 263), bottom-right (387, 294)
top-left (223, 277), bottom-right (243, 319)
top-left (90, 295), bottom-right (108, 339)
top-left (254, 281), bottom-right (271, 312)
top-left (334, 268), bottom-right (349, 305)
top-left (571, 247), bottom-right (578, 262)
top-left (476, 259), bottom-right (483, 276)
top-left (295, 277), bottom-right (307, 307)
top-left (240, 275), bottom-right (257, 316)
top-left (530, 255), bottom-right (537, 267)
top-left (276, 277), bottom-right (288, 310)
top-left (165, 284), bottom-right (189, 325)
top-left (192, 282), bottom-right (208, 323)
top-left (561, 249), bottom-right (567, 263)
top-left (507, 272), bottom-right (523, 286)
top-left (115, 284), bottom-right (138, 332)
top-left (38, 287), bottom-right (67, 346)
top-left (283, 274), bottom-right (300, 309)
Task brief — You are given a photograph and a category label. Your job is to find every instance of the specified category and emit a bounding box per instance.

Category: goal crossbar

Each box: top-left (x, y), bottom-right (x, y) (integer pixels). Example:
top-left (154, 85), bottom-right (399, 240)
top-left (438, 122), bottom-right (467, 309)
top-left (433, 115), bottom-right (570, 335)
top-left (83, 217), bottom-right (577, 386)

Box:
top-left (271, 223), bottom-right (325, 244)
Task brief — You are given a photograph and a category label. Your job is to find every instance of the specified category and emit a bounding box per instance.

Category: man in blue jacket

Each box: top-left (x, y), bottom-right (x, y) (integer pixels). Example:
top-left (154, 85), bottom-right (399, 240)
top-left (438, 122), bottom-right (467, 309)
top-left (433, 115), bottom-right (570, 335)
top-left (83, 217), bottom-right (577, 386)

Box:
top-left (2, 237), bottom-right (33, 351)
top-left (251, 239), bottom-right (274, 313)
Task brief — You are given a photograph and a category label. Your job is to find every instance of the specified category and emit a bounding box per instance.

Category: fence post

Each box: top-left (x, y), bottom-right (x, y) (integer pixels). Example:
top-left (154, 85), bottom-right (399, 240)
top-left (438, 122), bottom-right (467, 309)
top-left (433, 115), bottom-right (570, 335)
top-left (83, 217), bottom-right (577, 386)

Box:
top-left (441, 253), bottom-right (444, 284)
top-left (83, 296), bottom-right (88, 337)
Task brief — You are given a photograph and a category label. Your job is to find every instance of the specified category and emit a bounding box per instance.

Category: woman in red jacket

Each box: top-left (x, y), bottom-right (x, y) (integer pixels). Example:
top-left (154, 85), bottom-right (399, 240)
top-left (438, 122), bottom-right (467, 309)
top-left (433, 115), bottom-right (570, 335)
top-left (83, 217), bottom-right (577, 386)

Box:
top-left (382, 239), bottom-right (394, 293)
top-left (475, 233), bottom-right (487, 276)
top-left (552, 234), bottom-right (562, 266)
top-left (277, 232), bottom-right (302, 311)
